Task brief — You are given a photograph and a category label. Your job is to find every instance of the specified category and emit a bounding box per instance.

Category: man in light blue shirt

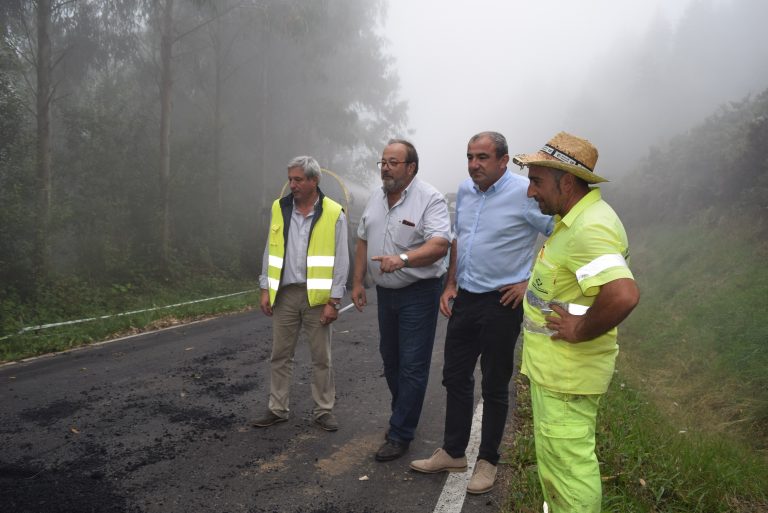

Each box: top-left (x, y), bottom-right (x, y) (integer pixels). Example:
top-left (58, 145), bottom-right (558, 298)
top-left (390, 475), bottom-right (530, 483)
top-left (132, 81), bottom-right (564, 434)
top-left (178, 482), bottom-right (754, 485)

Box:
top-left (410, 132), bottom-right (553, 494)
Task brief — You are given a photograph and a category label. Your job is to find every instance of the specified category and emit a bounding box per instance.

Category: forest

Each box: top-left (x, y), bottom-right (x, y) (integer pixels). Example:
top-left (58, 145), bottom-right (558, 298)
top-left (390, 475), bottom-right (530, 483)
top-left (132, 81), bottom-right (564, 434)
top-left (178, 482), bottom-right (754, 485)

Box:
top-left (0, 0), bottom-right (402, 325)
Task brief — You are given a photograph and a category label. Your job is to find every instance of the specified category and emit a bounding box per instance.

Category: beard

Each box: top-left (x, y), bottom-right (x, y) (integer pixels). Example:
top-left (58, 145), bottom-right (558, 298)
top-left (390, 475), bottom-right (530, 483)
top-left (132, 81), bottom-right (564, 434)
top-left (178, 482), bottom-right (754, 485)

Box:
top-left (536, 201), bottom-right (554, 215)
top-left (381, 176), bottom-right (406, 194)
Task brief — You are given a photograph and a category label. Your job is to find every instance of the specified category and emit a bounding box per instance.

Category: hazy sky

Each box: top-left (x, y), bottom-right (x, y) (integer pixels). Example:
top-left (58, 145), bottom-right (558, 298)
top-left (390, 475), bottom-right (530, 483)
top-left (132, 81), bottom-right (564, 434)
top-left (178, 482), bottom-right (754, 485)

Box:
top-left (383, 0), bottom-right (703, 192)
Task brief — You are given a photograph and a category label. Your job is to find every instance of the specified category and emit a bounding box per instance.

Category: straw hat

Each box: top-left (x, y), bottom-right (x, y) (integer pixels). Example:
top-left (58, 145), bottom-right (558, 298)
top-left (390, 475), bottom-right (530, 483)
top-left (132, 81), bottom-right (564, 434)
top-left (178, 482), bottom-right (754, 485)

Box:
top-left (512, 132), bottom-right (608, 184)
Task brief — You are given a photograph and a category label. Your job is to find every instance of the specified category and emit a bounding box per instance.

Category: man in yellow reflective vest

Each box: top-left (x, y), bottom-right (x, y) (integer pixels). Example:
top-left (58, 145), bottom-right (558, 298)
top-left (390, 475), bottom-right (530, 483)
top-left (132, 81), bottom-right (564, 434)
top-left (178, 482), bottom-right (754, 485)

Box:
top-left (253, 156), bottom-right (349, 432)
top-left (513, 132), bottom-right (640, 512)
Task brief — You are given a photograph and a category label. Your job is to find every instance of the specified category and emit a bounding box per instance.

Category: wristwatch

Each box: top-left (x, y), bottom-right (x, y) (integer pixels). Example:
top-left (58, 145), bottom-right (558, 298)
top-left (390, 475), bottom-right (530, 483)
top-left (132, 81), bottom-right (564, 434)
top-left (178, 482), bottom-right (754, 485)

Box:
top-left (399, 253), bottom-right (409, 267)
top-left (328, 299), bottom-right (341, 310)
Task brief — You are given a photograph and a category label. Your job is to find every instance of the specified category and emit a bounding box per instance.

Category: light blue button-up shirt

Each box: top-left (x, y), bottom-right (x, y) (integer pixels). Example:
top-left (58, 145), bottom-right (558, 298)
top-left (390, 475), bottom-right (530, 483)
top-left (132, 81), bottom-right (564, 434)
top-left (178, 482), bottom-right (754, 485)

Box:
top-left (454, 169), bottom-right (553, 293)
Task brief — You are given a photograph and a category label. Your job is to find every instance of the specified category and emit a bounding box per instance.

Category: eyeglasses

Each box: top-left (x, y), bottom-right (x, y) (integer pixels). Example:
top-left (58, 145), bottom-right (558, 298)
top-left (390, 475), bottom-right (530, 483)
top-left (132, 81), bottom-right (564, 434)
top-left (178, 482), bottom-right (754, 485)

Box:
top-left (376, 160), bottom-right (409, 169)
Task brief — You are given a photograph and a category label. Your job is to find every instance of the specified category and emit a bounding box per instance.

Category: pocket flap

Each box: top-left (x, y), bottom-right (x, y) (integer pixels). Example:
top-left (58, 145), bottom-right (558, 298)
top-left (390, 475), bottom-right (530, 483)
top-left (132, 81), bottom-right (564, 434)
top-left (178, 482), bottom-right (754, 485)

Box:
top-left (540, 422), bottom-right (589, 439)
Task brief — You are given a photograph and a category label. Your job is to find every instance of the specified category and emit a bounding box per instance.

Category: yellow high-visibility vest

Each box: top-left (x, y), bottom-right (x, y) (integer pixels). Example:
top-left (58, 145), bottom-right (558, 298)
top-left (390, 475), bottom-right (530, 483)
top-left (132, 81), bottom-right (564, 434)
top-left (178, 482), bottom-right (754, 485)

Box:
top-left (521, 188), bottom-right (634, 394)
top-left (267, 195), bottom-right (342, 307)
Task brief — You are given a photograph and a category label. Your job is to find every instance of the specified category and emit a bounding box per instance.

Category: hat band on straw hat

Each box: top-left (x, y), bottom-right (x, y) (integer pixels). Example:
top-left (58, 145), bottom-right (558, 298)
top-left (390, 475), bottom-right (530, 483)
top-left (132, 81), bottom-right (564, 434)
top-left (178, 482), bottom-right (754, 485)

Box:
top-left (541, 144), bottom-right (594, 172)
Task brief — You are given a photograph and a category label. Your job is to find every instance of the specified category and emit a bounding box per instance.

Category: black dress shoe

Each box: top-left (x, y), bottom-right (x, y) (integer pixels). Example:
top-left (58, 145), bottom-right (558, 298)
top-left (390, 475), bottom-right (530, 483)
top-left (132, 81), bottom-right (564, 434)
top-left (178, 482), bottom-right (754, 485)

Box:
top-left (375, 439), bottom-right (410, 462)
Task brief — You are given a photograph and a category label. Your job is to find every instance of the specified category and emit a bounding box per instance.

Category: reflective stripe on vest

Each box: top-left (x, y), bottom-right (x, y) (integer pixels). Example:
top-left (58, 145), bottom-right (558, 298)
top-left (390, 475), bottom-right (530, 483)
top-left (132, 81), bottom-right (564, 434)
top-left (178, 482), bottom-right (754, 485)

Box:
top-left (524, 252), bottom-right (629, 333)
top-left (523, 290), bottom-right (590, 335)
top-left (523, 315), bottom-right (555, 336)
top-left (525, 289), bottom-right (590, 316)
top-left (268, 197), bottom-right (342, 307)
top-left (267, 206), bottom-right (285, 305)
top-left (576, 253), bottom-right (628, 283)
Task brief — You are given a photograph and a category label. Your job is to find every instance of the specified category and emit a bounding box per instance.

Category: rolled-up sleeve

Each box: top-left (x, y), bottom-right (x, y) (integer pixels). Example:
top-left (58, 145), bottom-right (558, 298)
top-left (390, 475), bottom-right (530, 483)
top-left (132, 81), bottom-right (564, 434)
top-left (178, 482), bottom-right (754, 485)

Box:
top-left (422, 194), bottom-right (451, 242)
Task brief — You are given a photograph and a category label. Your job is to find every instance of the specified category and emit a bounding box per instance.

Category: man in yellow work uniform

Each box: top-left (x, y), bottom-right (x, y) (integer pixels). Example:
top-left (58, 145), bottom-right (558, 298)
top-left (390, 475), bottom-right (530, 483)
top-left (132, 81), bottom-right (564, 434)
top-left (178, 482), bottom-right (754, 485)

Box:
top-left (513, 132), bottom-right (640, 512)
top-left (254, 156), bottom-right (349, 432)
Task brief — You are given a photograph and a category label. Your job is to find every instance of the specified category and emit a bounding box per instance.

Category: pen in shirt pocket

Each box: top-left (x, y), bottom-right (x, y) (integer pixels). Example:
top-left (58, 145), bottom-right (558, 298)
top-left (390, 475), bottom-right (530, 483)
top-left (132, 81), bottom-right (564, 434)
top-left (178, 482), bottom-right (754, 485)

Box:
top-left (401, 219), bottom-right (415, 227)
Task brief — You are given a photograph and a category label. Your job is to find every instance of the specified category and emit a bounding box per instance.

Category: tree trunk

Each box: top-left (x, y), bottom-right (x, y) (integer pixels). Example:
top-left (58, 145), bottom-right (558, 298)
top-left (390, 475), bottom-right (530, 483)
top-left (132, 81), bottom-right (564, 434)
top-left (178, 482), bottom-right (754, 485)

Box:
top-left (158, 0), bottom-right (174, 270)
top-left (258, 31), bottom-right (270, 212)
top-left (34, 0), bottom-right (52, 282)
top-left (213, 16), bottom-right (223, 225)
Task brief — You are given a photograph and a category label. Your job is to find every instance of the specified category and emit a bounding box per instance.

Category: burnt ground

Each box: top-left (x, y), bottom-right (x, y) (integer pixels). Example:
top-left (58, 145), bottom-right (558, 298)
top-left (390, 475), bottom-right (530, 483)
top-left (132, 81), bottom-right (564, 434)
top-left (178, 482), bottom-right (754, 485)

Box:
top-left (0, 289), bottom-right (518, 513)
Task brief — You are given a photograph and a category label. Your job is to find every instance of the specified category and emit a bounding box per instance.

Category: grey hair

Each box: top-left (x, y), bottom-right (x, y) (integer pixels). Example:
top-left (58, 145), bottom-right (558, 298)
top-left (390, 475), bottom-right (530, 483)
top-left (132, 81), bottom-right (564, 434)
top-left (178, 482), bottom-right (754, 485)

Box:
top-left (287, 155), bottom-right (321, 180)
top-left (469, 131), bottom-right (508, 159)
top-left (387, 138), bottom-right (419, 174)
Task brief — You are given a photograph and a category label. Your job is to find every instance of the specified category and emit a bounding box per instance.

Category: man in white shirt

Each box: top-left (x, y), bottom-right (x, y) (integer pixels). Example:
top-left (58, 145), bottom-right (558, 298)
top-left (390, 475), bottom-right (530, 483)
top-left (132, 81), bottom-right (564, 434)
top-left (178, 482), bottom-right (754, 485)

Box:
top-left (254, 156), bottom-right (349, 432)
top-left (351, 139), bottom-right (451, 462)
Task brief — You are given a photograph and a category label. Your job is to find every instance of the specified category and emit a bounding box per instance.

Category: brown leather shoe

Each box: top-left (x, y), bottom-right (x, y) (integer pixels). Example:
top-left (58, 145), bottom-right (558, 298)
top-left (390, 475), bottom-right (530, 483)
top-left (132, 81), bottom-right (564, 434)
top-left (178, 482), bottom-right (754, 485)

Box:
top-left (314, 412), bottom-right (339, 432)
top-left (252, 411), bottom-right (288, 428)
top-left (410, 448), bottom-right (467, 473)
top-left (467, 459), bottom-right (497, 494)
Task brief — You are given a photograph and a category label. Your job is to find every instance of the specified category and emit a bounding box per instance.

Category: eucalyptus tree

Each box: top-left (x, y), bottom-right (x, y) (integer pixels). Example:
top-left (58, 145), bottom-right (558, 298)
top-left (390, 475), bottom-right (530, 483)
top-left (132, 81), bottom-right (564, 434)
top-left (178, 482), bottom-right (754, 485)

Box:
top-left (1, 0), bottom-right (148, 289)
top-left (0, 42), bottom-right (34, 295)
top-left (2, 0), bottom-right (103, 284)
top-left (155, 0), bottom-right (407, 273)
top-left (0, 0), bottom-right (56, 281)
top-left (1, 0), bottom-right (408, 296)
top-left (193, 0), bottom-right (247, 222)
top-left (216, 0), bottom-right (407, 269)
top-left (137, 0), bottom-right (247, 271)
top-left (151, 0), bottom-right (249, 267)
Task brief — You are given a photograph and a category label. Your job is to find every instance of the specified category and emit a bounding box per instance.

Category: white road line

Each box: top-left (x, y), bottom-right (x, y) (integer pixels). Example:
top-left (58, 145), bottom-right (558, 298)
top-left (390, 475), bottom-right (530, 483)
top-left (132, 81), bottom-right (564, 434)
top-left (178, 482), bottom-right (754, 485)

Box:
top-left (433, 399), bottom-right (484, 513)
top-left (1, 301), bottom-right (356, 370)
top-left (0, 316), bottom-right (216, 369)
top-left (2, 289), bottom-right (257, 340)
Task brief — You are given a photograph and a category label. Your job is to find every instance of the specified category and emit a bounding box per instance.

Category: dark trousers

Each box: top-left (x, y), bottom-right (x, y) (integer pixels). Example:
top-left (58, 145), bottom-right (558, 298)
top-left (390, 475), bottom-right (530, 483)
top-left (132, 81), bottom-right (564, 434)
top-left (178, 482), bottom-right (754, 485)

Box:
top-left (442, 289), bottom-right (522, 465)
top-left (376, 278), bottom-right (442, 443)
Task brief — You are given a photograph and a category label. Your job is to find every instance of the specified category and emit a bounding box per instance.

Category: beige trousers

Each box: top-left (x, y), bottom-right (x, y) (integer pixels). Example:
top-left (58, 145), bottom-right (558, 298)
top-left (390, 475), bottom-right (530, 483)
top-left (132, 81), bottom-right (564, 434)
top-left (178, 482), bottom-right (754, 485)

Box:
top-left (268, 283), bottom-right (335, 419)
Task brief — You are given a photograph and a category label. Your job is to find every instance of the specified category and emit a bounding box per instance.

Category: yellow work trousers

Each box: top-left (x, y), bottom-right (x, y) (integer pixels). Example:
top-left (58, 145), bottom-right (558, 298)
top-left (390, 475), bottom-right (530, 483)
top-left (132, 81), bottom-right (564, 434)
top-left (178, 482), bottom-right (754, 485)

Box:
top-left (269, 284), bottom-right (335, 420)
top-left (530, 380), bottom-right (602, 513)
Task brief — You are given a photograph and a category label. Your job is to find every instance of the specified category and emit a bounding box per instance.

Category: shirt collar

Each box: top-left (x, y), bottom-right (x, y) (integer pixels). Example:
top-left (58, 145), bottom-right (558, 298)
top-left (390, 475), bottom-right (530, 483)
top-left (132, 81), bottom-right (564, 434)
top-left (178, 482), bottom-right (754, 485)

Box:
top-left (560, 187), bottom-right (601, 227)
top-left (292, 195), bottom-right (319, 215)
top-left (402, 176), bottom-right (418, 197)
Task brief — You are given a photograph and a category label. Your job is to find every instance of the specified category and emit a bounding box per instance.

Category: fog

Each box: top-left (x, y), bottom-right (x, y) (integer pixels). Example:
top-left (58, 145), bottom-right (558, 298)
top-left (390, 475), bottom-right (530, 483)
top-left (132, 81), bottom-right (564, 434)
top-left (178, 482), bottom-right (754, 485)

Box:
top-left (2, 0), bottom-right (767, 289)
top-left (384, 0), bottom-right (768, 192)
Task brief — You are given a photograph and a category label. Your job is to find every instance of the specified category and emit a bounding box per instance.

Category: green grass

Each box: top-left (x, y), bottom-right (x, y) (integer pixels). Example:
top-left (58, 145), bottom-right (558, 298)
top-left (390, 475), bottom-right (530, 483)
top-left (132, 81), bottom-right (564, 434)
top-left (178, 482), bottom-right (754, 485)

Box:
top-left (622, 219), bottom-right (768, 446)
top-left (502, 218), bottom-right (768, 512)
top-left (599, 376), bottom-right (767, 512)
top-left (0, 275), bottom-right (259, 362)
top-left (503, 375), bottom-right (768, 513)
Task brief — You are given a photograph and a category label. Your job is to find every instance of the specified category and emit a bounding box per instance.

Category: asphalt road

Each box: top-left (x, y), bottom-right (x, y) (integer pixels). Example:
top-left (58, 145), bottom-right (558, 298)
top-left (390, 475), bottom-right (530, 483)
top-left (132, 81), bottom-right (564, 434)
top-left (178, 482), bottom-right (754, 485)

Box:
top-left (0, 289), bottom-right (518, 513)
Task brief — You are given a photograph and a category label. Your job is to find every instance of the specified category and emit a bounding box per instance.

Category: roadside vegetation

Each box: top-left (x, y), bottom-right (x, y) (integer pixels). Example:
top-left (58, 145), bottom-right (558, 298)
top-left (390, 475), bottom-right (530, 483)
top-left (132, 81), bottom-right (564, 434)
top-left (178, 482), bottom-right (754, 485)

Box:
top-left (506, 367), bottom-right (768, 513)
top-left (0, 275), bottom-right (258, 362)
